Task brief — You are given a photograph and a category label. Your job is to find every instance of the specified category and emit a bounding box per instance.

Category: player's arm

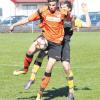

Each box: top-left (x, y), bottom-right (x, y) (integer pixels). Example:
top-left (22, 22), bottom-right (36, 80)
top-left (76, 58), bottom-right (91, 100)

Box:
top-left (71, 16), bottom-right (76, 31)
top-left (10, 18), bottom-right (29, 31)
top-left (10, 10), bottom-right (40, 31)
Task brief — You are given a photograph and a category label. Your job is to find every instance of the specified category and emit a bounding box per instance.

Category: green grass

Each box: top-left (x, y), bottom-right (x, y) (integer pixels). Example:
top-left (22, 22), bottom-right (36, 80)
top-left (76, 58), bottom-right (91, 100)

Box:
top-left (0, 32), bottom-right (100, 100)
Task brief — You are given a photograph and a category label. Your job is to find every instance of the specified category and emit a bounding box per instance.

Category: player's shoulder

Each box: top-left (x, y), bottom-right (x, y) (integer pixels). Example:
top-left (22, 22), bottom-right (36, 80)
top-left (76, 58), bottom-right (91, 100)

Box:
top-left (59, 8), bottom-right (68, 15)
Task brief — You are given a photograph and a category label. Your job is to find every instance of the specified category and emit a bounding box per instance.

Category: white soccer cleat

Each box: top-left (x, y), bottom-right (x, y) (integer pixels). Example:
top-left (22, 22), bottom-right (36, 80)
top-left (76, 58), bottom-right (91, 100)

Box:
top-left (13, 70), bottom-right (27, 75)
top-left (24, 80), bottom-right (34, 90)
top-left (67, 93), bottom-right (74, 100)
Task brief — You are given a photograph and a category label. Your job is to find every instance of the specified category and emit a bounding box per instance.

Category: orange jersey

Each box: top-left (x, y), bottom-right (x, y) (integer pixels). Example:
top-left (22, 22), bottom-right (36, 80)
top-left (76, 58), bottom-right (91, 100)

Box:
top-left (28, 6), bottom-right (66, 44)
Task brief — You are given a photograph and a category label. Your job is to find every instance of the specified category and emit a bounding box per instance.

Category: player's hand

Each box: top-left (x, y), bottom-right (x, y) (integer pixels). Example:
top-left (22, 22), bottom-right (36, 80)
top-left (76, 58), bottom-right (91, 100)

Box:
top-left (70, 27), bottom-right (77, 32)
top-left (81, 3), bottom-right (88, 14)
top-left (10, 25), bottom-right (14, 32)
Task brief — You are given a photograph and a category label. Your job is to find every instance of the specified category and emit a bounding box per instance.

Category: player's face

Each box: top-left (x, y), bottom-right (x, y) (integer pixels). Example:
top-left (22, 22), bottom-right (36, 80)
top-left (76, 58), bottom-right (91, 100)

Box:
top-left (61, 3), bottom-right (71, 12)
top-left (48, 1), bottom-right (57, 13)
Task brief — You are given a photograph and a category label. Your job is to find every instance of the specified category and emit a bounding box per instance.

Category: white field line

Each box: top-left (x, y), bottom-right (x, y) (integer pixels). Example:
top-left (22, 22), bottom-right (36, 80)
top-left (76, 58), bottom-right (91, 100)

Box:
top-left (0, 63), bottom-right (99, 69)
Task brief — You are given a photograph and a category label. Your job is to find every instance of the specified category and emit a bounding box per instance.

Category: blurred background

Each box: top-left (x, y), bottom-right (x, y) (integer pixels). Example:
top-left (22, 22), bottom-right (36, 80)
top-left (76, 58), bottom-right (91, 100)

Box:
top-left (0, 0), bottom-right (100, 32)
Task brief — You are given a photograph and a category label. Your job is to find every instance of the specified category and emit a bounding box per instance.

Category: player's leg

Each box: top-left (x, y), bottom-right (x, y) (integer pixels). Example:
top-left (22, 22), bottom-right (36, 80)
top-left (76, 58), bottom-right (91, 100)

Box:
top-left (13, 40), bottom-right (38, 75)
top-left (13, 35), bottom-right (48, 76)
top-left (62, 34), bottom-right (74, 100)
top-left (24, 50), bottom-right (47, 90)
top-left (31, 50), bottom-right (48, 80)
top-left (36, 42), bottom-right (62, 99)
top-left (36, 57), bottom-right (56, 100)
top-left (29, 37), bottom-right (48, 79)
top-left (62, 61), bottom-right (74, 100)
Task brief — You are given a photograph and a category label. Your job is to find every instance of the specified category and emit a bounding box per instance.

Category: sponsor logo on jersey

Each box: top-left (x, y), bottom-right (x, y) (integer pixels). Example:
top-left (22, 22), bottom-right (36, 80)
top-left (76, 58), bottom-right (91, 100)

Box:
top-left (46, 16), bottom-right (61, 22)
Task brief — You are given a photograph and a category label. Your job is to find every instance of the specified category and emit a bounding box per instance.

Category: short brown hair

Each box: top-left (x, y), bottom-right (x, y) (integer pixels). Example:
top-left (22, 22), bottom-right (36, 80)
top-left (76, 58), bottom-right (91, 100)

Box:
top-left (61, 1), bottom-right (73, 11)
top-left (48, 0), bottom-right (59, 3)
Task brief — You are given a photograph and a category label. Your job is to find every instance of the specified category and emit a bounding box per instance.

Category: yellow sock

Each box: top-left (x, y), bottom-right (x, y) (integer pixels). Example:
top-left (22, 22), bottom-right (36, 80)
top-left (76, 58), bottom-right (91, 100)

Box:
top-left (68, 79), bottom-right (74, 89)
top-left (30, 64), bottom-right (40, 80)
top-left (32, 64), bottom-right (40, 73)
top-left (67, 70), bottom-right (74, 93)
top-left (30, 73), bottom-right (36, 80)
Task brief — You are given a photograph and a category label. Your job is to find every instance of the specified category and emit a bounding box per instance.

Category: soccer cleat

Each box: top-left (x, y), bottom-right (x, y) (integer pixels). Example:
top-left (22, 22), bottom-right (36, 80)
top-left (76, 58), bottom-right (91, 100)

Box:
top-left (24, 80), bottom-right (34, 90)
top-left (36, 93), bottom-right (42, 100)
top-left (67, 93), bottom-right (74, 100)
top-left (13, 69), bottom-right (27, 75)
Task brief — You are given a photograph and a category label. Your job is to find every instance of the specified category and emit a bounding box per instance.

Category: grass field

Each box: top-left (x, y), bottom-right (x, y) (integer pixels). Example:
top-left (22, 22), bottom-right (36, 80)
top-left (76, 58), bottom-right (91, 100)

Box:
top-left (0, 32), bottom-right (100, 100)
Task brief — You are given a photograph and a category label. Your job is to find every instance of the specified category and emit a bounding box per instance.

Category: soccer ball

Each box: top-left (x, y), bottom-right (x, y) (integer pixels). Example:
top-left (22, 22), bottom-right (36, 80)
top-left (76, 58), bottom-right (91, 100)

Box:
top-left (36, 36), bottom-right (48, 50)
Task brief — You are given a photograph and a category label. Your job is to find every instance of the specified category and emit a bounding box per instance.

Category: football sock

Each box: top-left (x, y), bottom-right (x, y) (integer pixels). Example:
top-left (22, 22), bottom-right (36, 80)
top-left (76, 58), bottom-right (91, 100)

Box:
top-left (67, 70), bottom-right (74, 93)
top-left (30, 50), bottom-right (47, 80)
top-left (32, 64), bottom-right (40, 73)
top-left (39, 72), bottom-right (51, 93)
top-left (24, 53), bottom-right (33, 72)
top-left (30, 65), bottom-right (40, 80)
top-left (30, 73), bottom-right (36, 80)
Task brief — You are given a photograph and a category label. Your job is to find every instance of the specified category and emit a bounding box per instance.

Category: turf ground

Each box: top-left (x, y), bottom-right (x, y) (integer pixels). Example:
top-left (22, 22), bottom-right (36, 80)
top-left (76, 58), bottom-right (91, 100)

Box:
top-left (0, 32), bottom-right (100, 100)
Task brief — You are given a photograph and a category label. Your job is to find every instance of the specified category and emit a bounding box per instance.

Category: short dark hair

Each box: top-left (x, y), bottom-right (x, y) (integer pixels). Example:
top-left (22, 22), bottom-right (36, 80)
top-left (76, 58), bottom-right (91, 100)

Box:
top-left (64, 1), bottom-right (73, 11)
top-left (48, 0), bottom-right (59, 3)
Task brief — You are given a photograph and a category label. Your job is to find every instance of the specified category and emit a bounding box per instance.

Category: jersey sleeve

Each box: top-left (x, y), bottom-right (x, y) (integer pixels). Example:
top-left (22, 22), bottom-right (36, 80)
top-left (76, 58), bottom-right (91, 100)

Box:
top-left (60, 8), bottom-right (68, 17)
top-left (28, 6), bottom-right (48, 22)
top-left (28, 11), bottom-right (40, 22)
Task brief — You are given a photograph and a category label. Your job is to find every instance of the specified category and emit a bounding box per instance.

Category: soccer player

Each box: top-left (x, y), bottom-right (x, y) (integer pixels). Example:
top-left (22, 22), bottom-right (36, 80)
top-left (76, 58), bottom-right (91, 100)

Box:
top-left (10, 0), bottom-right (73, 100)
top-left (24, 0), bottom-right (74, 90)
top-left (34, 1), bottom-right (75, 100)
top-left (24, 1), bottom-right (91, 100)
top-left (10, 0), bottom-right (91, 100)
top-left (10, 0), bottom-right (68, 76)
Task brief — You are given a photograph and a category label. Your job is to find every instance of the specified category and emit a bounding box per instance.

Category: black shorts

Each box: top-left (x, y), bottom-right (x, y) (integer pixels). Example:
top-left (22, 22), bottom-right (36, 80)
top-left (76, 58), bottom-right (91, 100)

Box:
top-left (61, 27), bottom-right (73, 62)
top-left (47, 41), bottom-right (62, 61)
top-left (64, 27), bottom-right (73, 37)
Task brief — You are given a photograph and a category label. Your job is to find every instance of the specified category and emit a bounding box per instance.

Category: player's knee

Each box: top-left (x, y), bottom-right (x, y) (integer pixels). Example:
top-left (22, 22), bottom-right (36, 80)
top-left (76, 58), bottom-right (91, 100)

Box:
top-left (48, 57), bottom-right (56, 64)
top-left (62, 61), bottom-right (71, 72)
top-left (46, 59), bottom-right (55, 73)
top-left (38, 50), bottom-right (47, 58)
top-left (46, 58), bottom-right (56, 71)
top-left (27, 42), bottom-right (39, 56)
top-left (34, 60), bottom-right (42, 67)
top-left (63, 61), bottom-right (70, 66)
top-left (26, 51), bottom-right (34, 58)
